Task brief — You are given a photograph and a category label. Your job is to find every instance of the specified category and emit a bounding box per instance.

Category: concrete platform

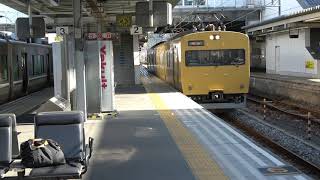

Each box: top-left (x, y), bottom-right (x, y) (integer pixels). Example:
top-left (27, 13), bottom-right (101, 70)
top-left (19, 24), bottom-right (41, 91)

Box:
top-left (0, 88), bottom-right (54, 124)
top-left (0, 88), bottom-right (53, 116)
top-left (83, 85), bottom-right (196, 180)
top-left (250, 72), bottom-right (320, 108)
top-left (5, 70), bottom-right (312, 180)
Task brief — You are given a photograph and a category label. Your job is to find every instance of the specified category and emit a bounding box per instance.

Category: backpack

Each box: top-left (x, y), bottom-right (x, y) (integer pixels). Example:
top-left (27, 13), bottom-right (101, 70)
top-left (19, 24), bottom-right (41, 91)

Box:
top-left (20, 139), bottom-right (66, 168)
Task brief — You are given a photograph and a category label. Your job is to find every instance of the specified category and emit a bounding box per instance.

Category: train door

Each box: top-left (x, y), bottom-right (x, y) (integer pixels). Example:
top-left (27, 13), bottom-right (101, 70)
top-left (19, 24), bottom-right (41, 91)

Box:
top-left (173, 47), bottom-right (179, 89)
top-left (166, 48), bottom-right (174, 85)
top-left (21, 53), bottom-right (28, 94)
top-left (165, 50), bottom-right (171, 83)
top-left (46, 53), bottom-right (51, 83)
top-left (171, 48), bottom-right (175, 85)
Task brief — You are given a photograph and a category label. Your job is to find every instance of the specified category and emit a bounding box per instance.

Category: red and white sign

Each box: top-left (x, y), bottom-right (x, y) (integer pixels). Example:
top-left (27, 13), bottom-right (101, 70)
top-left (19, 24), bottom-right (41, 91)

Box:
top-left (98, 41), bottom-right (114, 112)
top-left (100, 44), bottom-right (107, 89)
top-left (86, 32), bottom-right (113, 40)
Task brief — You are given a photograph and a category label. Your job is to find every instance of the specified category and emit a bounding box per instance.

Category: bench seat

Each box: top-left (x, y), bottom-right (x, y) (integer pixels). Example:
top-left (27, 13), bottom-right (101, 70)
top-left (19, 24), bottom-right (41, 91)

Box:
top-left (29, 163), bottom-right (83, 179)
top-left (0, 115), bottom-right (12, 179)
top-left (26, 111), bottom-right (93, 179)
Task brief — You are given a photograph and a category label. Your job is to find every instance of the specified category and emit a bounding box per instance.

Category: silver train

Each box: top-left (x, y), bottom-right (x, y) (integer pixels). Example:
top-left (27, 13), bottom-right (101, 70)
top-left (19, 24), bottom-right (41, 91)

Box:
top-left (0, 39), bottom-right (52, 104)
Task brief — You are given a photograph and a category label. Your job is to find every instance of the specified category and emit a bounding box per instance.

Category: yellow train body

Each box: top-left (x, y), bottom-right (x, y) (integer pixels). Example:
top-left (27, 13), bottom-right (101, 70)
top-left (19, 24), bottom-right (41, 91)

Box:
top-left (147, 31), bottom-right (250, 108)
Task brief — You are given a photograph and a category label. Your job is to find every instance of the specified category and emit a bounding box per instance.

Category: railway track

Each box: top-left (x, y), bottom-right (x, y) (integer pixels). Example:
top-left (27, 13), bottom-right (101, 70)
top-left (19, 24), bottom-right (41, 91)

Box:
top-left (247, 95), bottom-right (320, 124)
top-left (217, 110), bottom-right (320, 179)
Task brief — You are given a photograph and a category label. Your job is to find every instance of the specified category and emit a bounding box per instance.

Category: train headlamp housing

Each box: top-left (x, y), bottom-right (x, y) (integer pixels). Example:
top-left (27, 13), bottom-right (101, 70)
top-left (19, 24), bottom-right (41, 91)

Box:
top-left (210, 34), bottom-right (220, 40)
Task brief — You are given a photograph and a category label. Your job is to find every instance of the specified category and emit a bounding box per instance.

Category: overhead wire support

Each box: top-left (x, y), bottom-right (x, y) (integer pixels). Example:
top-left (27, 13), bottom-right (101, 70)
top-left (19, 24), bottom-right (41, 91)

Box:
top-left (224, 0), bottom-right (279, 26)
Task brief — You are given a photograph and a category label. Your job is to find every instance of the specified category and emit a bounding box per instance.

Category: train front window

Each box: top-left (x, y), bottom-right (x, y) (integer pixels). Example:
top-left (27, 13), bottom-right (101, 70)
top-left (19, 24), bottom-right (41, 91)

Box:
top-left (185, 49), bottom-right (245, 66)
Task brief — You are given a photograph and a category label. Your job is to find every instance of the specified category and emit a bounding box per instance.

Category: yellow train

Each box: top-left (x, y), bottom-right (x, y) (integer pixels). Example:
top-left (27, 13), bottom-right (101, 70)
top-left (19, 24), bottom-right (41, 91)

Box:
top-left (147, 31), bottom-right (250, 109)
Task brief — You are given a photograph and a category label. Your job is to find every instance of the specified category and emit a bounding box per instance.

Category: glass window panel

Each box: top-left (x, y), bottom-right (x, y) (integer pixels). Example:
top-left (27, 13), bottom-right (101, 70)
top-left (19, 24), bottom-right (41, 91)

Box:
top-left (0, 55), bottom-right (8, 82)
top-left (184, 0), bottom-right (193, 5)
top-left (14, 55), bottom-right (20, 81)
top-left (30, 55), bottom-right (35, 76)
top-left (185, 49), bottom-right (245, 66)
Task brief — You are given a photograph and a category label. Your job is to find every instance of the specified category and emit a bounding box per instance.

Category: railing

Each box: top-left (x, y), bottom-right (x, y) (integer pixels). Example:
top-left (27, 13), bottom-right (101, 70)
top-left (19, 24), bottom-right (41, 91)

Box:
top-left (175, 0), bottom-right (265, 8)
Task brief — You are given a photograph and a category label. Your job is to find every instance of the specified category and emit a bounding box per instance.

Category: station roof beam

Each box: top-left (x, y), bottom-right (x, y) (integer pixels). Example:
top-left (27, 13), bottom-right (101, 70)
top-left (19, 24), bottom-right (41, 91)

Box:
top-left (1, 0), bottom-right (180, 29)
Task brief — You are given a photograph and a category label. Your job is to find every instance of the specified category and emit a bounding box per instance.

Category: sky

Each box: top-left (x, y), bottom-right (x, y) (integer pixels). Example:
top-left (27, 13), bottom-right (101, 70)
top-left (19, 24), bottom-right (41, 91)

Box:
top-left (0, 3), bottom-right (26, 24)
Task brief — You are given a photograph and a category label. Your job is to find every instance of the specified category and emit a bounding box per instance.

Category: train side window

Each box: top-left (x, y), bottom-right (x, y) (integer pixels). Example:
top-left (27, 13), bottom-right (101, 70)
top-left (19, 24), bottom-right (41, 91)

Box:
top-left (30, 55), bottom-right (35, 75)
top-left (40, 55), bottom-right (45, 73)
top-left (32, 55), bottom-right (38, 76)
top-left (14, 55), bottom-right (20, 81)
top-left (47, 54), bottom-right (52, 74)
top-left (32, 55), bottom-right (45, 76)
top-left (0, 55), bottom-right (8, 83)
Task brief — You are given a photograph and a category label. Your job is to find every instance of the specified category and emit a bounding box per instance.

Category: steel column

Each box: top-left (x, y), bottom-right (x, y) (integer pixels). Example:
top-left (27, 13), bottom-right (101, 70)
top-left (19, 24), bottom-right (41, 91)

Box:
top-left (61, 34), bottom-right (70, 101)
top-left (27, 0), bottom-right (33, 42)
top-left (133, 35), bottom-right (141, 84)
top-left (73, 0), bottom-right (87, 119)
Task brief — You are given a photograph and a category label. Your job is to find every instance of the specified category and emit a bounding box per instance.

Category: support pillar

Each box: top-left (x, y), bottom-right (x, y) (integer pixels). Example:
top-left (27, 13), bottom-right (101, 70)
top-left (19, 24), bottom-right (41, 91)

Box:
top-left (73, 0), bottom-right (87, 119)
top-left (61, 34), bottom-right (70, 101)
top-left (27, 0), bottom-right (33, 43)
top-left (133, 35), bottom-right (141, 84)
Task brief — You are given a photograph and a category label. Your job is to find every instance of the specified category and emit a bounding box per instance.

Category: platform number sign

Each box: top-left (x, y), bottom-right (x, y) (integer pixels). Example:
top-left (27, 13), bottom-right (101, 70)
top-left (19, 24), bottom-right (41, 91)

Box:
top-left (56, 27), bottom-right (69, 36)
top-left (130, 25), bottom-right (143, 35)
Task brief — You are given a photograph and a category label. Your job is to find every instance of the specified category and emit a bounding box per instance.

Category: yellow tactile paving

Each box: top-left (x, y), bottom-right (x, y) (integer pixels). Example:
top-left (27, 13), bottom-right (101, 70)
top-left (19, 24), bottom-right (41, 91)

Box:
top-left (143, 82), bottom-right (229, 180)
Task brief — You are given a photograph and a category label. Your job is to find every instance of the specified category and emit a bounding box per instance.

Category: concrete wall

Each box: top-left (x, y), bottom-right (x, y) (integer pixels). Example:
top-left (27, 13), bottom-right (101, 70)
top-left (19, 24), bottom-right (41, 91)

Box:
top-left (265, 29), bottom-right (318, 78)
top-left (250, 75), bottom-right (320, 109)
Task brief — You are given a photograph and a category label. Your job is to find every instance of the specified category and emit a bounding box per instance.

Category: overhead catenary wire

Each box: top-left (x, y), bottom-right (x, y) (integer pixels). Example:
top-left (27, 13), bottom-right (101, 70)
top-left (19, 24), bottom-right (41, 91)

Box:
top-left (224, 0), bottom-right (279, 26)
top-left (172, 0), bottom-right (279, 32)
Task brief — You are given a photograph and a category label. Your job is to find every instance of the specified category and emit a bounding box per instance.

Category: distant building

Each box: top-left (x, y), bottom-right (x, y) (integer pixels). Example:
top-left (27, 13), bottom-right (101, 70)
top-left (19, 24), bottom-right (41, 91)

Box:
top-left (244, 6), bottom-right (320, 78)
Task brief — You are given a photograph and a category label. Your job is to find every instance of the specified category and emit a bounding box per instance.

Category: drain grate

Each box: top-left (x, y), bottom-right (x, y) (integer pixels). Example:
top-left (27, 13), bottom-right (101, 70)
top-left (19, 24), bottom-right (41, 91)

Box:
top-left (258, 165), bottom-right (300, 176)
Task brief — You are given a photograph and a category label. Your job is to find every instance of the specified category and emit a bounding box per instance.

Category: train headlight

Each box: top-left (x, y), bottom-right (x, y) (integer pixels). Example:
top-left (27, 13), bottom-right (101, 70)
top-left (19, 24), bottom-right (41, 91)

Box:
top-left (209, 34), bottom-right (221, 40)
top-left (188, 84), bottom-right (193, 91)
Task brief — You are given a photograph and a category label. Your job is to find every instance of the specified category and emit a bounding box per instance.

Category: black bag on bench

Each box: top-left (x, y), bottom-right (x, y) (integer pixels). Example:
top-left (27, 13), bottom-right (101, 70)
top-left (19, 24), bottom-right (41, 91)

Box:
top-left (20, 139), bottom-right (66, 168)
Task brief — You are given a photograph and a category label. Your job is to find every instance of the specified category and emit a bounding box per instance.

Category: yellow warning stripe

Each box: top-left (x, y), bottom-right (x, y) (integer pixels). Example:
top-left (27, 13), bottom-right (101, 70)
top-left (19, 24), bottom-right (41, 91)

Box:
top-left (144, 83), bottom-right (228, 180)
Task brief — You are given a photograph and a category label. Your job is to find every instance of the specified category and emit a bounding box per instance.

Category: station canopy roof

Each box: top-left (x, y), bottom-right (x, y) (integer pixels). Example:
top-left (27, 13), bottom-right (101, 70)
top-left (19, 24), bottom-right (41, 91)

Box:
top-left (243, 5), bottom-right (320, 35)
top-left (1, 0), bottom-right (179, 27)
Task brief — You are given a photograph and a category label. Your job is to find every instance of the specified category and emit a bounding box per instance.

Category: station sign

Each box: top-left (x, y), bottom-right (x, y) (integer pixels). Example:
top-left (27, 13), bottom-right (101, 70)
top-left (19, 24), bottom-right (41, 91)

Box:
top-left (130, 25), bottom-right (143, 35)
top-left (85, 32), bottom-right (119, 41)
top-left (56, 26), bottom-right (69, 36)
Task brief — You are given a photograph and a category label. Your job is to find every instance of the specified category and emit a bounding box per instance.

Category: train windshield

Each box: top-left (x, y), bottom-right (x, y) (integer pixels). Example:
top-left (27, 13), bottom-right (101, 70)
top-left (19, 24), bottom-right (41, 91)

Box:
top-left (185, 49), bottom-right (245, 66)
